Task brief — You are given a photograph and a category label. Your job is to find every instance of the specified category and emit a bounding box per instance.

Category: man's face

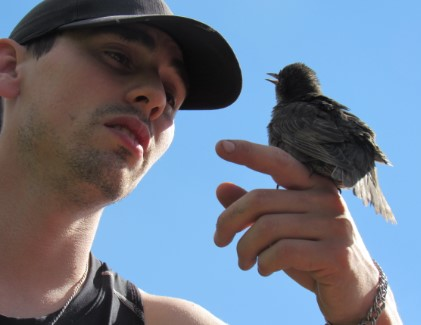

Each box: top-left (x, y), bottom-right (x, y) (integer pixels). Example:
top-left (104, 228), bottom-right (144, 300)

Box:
top-left (14, 24), bottom-right (187, 206)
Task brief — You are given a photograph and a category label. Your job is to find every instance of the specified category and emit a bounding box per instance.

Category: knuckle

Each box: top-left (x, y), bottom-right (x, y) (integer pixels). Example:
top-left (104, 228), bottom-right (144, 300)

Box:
top-left (309, 188), bottom-right (346, 215)
top-left (253, 214), bottom-right (278, 237)
top-left (257, 242), bottom-right (288, 276)
top-left (236, 242), bottom-right (255, 270)
top-left (330, 216), bottom-right (355, 243)
top-left (234, 189), bottom-right (270, 218)
top-left (233, 139), bottom-right (252, 156)
top-left (257, 259), bottom-right (271, 276)
top-left (247, 189), bottom-right (268, 206)
top-left (236, 238), bottom-right (247, 259)
top-left (275, 240), bottom-right (293, 260)
top-left (273, 146), bottom-right (294, 163)
top-left (215, 215), bottom-right (226, 232)
top-left (329, 244), bottom-right (354, 271)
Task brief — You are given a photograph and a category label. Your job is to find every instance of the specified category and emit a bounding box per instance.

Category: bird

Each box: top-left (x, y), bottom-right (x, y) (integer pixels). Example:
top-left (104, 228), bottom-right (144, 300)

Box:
top-left (266, 62), bottom-right (396, 223)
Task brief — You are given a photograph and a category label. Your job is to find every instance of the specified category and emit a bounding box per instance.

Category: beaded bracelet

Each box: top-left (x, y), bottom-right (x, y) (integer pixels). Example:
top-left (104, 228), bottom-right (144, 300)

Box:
top-left (325, 260), bottom-right (388, 325)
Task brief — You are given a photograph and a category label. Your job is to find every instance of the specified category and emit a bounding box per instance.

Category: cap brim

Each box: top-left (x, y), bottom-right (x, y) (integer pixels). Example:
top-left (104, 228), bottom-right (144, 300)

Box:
top-left (60, 15), bottom-right (242, 110)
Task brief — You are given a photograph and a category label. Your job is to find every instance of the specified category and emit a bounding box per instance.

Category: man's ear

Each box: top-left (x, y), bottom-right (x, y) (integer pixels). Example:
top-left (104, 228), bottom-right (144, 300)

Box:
top-left (0, 39), bottom-right (25, 99)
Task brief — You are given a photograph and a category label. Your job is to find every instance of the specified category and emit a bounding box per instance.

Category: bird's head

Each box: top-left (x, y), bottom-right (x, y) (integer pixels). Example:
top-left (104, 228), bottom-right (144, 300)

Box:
top-left (267, 63), bottom-right (322, 102)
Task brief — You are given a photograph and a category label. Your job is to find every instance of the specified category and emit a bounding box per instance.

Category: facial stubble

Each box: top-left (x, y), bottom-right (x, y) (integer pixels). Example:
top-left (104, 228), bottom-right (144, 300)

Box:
top-left (16, 105), bottom-right (148, 207)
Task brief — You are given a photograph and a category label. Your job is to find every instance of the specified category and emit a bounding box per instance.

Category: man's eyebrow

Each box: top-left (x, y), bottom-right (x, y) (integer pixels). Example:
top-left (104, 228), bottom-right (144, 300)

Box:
top-left (92, 25), bottom-right (156, 50)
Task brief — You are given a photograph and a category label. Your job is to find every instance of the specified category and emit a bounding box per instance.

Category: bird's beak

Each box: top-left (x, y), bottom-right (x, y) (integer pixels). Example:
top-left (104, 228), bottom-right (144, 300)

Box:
top-left (266, 73), bottom-right (278, 85)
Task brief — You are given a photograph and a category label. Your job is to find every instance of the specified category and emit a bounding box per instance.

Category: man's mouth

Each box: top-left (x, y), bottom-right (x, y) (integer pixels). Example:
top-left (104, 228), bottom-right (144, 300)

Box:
top-left (104, 117), bottom-right (151, 156)
top-left (109, 125), bottom-right (138, 144)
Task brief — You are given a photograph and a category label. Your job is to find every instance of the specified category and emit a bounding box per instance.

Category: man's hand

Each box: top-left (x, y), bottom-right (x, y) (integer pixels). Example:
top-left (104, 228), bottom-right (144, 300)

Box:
top-left (214, 140), bottom-right (400, 324)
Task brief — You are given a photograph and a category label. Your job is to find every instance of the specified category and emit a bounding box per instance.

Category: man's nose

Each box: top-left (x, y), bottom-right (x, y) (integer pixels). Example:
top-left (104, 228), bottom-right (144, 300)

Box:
top-left (126, 82), bottom-right (167, 121)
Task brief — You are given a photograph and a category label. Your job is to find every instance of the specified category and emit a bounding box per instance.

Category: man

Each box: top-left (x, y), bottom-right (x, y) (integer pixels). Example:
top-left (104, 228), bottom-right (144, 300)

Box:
top-left (0, 0), bottom-right (401, 324)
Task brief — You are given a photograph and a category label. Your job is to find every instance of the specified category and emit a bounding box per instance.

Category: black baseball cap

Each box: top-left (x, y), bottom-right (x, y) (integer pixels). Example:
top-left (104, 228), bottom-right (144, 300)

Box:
top-left (9, 0), bottom-right (242, 110)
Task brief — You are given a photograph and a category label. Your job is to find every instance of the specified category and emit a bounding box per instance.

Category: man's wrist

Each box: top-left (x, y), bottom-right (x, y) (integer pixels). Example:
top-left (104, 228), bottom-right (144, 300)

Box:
top-left (376, 288), bottom-right (402, 325)
top-left (325, 260), bottom-right (388, 325)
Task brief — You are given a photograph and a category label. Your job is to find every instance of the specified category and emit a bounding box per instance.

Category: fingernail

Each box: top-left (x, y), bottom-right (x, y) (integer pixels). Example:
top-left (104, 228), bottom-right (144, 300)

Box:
top-left (221, 140), bottom-right (235, 153)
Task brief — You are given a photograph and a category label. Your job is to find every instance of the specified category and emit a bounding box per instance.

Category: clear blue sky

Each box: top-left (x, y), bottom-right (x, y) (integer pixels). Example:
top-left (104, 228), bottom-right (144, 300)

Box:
top-left (2, 1), bottom-right (419, 323)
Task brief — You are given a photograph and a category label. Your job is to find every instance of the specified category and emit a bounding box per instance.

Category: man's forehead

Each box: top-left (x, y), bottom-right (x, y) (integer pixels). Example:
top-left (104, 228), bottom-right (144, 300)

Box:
top-left (84, 25), bottom-right (156, 49)
top-left (77, 24), bottom-right (182, 53)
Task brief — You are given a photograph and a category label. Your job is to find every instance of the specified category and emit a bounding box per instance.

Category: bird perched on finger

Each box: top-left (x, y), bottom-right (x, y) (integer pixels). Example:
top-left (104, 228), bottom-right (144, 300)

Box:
top-left (267, 62), bottom-right (396, 223)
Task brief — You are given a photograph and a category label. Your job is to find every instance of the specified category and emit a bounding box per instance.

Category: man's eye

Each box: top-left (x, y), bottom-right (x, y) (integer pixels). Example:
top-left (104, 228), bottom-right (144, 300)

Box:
top-left (166, 92), bottom-right (176, 109)
top-left (104, 51), bottom-right (130, 67)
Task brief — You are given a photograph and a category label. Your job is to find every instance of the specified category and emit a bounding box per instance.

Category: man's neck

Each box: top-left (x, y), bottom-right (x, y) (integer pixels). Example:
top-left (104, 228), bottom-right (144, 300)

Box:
top-left (0, 174), bottom-right (103, 318)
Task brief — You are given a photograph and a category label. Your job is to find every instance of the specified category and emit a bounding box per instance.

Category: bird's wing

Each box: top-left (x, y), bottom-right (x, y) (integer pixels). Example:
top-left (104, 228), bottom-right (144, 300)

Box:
top-left (269, 101), bottom-right (354, 170)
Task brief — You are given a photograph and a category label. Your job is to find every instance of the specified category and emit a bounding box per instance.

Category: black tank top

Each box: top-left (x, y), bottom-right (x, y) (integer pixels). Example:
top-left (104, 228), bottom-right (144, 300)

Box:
top-left (0, 255), bottom-right (145, 324)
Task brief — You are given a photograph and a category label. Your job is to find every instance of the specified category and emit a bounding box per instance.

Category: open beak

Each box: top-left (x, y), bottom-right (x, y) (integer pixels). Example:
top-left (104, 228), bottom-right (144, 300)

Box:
top-left (266, 73), bottom-right (279, 85)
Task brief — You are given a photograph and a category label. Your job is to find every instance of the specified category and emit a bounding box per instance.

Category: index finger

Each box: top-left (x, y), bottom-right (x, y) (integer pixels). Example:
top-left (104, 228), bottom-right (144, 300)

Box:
top-left (216, 140), bottom-right (315, 190)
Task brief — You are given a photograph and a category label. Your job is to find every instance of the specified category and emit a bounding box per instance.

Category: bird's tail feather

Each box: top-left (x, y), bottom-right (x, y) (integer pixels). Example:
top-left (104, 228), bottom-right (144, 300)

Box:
top-left (353, 168), bottom-right (396, 223)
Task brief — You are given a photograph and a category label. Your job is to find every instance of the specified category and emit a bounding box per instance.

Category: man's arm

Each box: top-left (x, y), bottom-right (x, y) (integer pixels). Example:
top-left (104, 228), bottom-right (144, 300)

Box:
top-left (141, 291), bottom-right (227, 325)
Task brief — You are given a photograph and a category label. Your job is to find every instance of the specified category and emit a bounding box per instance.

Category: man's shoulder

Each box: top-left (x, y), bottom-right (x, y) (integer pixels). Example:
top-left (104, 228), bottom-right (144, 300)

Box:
top-left (140, 290), bottom-right (227, 325)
